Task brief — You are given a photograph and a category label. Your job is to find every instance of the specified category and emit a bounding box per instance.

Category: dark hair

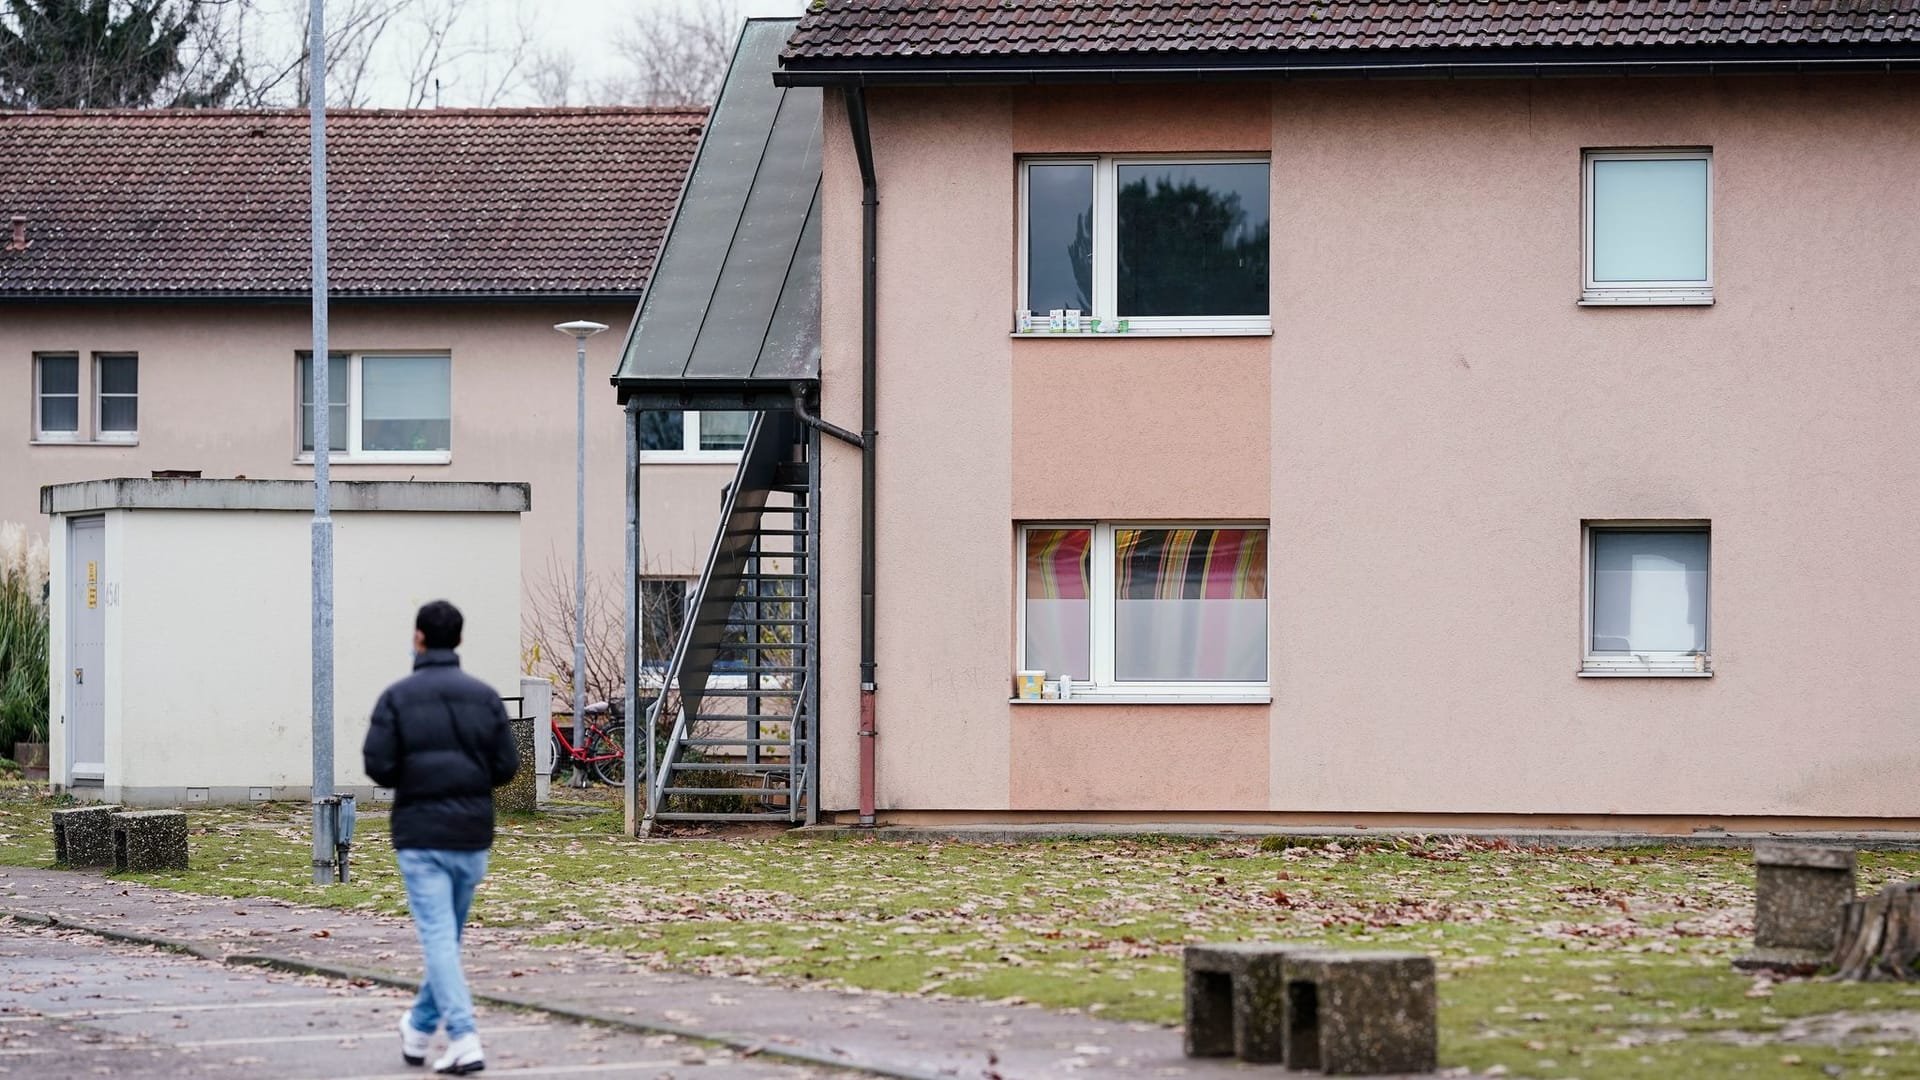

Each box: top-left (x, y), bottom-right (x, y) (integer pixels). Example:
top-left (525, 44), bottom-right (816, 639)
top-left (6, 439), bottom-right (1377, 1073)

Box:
top-left (415, 600), bottom-right (464, 650)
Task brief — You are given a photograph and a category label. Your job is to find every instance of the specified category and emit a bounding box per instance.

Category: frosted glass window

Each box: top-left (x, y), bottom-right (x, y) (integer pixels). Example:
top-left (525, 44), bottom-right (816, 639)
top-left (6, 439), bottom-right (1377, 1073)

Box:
top-left (1025, 163), bottom-right (1093, 314)
top-left (1590, 530), bottom-right (1709, 654)
top-left (1023, 529), bottom-right (1091, 681)
top-left (1590, 156), bottom-right (1709, 284)
top-left (95, 354), bottom-right (138, 435)
top-left (36, 353), bottom-right (79, 436)
top-left (362, 356), bottom-right (450, 452)
top-left (698, 411), bottom-right (752, 451)
top-left (1114, 528), bottom-right (1268, 682)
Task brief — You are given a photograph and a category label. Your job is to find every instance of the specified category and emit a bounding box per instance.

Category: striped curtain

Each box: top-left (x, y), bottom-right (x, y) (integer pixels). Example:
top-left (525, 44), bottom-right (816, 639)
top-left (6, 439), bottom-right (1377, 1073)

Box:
top-left (1114, 528), bottom-right (1267, 682)
top-left (1115, 528), bottom-right (1267, 600)
top-left (1024, 529), bottom-right (1091, 680)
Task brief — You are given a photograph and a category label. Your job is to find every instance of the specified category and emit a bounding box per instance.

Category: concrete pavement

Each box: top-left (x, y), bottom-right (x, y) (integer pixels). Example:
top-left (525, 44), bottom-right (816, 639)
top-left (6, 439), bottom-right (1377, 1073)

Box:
top-left (0, 919), bottom-right (860, 1079)
top-left (0, 865), bottom-right (1305, 1079)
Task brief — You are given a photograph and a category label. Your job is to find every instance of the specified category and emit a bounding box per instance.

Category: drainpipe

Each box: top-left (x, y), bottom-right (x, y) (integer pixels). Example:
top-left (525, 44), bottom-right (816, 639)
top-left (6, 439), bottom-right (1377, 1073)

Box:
top-left (846, 86), bottom-right (879, 828)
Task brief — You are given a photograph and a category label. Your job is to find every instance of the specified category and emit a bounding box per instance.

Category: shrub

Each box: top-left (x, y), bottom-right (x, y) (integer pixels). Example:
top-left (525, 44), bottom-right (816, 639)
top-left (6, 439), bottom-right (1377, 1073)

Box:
top-left (0, 522), bottom-right (50, 750)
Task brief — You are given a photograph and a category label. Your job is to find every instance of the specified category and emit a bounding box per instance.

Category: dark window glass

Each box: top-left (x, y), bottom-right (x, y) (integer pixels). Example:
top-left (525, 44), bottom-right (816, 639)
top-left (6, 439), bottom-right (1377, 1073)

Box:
top-left (1117, 162), bottom-right (1269, 317)
top-left (1025, 163), bottom-right (1093, 313)
top-left (97, 354), bottom-right (137, 395)
top-left (37, 354), bottom-right (78, 433)
top-left (640, 410), bottom-right (685, 452)
top-left (641, 579), bottom-right (687, 667)
top-left (298, 355), bottom-right (349, 453)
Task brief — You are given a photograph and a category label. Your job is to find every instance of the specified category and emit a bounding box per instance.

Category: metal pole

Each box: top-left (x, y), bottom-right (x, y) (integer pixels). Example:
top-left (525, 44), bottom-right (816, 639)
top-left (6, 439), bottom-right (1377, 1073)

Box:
top-left (572, 333), bottom-right (587, 783)
top-left (622, 404), bottom-right (639, 836)
top-left (307, 0), bottom-right (335, 885)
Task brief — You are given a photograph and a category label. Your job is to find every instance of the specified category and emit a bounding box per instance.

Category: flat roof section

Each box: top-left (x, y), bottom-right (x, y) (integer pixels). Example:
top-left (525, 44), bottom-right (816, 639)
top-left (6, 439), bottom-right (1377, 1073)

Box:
top-left (42, 478), bottom-right (532, 515)
top-left (613, 18), bottom-right (822, 410)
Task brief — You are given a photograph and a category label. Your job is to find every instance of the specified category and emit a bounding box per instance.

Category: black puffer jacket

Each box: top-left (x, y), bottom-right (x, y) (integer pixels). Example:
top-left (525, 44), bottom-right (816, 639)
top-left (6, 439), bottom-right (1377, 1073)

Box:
top-left (363, 650), bottom-right (519, 851)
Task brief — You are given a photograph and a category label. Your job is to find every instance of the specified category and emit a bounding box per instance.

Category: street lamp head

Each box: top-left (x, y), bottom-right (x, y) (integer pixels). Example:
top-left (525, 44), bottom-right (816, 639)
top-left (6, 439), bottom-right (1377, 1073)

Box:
top-left (554, 320), bottom-right (610, 338)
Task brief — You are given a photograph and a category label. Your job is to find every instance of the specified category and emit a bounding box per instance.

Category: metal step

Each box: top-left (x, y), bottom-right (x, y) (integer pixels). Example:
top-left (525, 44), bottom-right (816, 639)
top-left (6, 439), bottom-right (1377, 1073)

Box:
top-left (713, 573), bottom-right (809, 582)
top-left (733, 528), bottom-right (809, 537)
top-left (681, 737), bottom-right (799, 746)
top-left (661, 786), bottom-right (791, 797)
top-left (669, 762), bottom-right (794, 772)
top-left (652, 812), bottom-right (794, 822)
top-left (700, 689), bottom-right (799, 698)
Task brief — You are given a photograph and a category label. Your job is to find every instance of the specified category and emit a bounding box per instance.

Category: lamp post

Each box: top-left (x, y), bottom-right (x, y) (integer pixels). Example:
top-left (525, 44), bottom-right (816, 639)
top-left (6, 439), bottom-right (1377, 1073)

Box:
top-left (554, 320), bottom-right (608, 784)
top-left (308, 0), bottom-right (336, 885)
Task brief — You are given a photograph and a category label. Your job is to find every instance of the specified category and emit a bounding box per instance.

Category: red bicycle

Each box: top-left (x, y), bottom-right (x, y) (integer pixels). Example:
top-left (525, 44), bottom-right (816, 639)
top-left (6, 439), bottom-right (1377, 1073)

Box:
top-left (550, 703), bottom-right (626, 786)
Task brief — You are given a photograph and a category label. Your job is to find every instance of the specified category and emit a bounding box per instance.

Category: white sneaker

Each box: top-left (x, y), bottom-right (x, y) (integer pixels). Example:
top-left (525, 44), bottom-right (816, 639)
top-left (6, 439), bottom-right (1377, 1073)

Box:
top-left (400, 1014), bottom-right (433, 1066)
top-left (433, 1033), bottom-right (484, 1075)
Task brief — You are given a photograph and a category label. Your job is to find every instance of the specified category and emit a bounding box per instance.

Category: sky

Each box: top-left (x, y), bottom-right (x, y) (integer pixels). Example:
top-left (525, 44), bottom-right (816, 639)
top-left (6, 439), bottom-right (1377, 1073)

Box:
top-left (261, 0), bottom-right (809, 108)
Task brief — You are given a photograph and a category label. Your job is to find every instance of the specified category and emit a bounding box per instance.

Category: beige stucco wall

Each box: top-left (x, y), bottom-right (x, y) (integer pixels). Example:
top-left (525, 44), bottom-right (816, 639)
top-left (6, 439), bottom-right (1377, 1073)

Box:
top-left (3, 300), bottom-right (731, 640)
top-left (818, 74), bottom-right (1920, 821)
top-left (48, 505), bottom-right (522, 803)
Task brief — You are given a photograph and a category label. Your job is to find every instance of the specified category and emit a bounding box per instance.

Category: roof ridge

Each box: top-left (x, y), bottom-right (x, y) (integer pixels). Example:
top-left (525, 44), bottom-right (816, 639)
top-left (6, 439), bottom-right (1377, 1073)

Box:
top-left (0, 106), bottom-right (709, 121)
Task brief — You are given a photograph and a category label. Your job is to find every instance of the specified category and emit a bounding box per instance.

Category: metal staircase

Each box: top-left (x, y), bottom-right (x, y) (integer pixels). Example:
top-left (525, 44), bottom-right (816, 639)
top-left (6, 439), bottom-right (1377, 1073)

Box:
top-left (644, 410), bottom-right (818, 828)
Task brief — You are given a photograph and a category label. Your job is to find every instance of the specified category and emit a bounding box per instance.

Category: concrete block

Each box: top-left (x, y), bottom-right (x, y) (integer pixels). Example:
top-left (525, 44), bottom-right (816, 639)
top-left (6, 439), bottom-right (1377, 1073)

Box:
top-left (1183, 942), bottom-right (1303, 1063)
top-left (1284, 951), bottom-right (1437, 1075)
top-left (52, 805), bottom-right (121, 867)
top-left (111, 810), bottom-right (189, 872)
top-left (1752, 843), bottom-right (1855, 953)
top-left (499, 718), bottom-right (537, 813)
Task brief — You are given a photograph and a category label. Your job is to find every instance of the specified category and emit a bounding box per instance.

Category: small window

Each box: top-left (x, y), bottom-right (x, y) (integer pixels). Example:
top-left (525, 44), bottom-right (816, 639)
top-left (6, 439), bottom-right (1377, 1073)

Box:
top-left (34, 353), bottom-right (80, 440)
top-left (1020, 523), bottom-right (1269, 698)
top-left (1582, 150), bottom-right (1712, 305)
top-left (94, 353), bottom-right (138, 440)
top-left (639, 410), bottom-right (753, 459)
top-left (1019, 156), bottom-right (1271, 335)
top-left (298, 352), bottom-right (450, 462)
top-left (640, 578), bottom-right (690, 669)
top-left (1583, 524), bottom-right (1711, 676)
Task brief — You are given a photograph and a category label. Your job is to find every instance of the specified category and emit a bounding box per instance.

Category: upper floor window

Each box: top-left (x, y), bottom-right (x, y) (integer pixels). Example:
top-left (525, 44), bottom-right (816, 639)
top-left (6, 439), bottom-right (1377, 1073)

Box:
top-left (298, 352), bottom-right (451, 463)
top-left (1019, 156), bottom-right (1271, 336)
top-left (640, 410), bottom-right (752, 462)
top-left (32, 352), bottom-right (137, 443)
top-left (1582, 150), bottom-right (1712, 306)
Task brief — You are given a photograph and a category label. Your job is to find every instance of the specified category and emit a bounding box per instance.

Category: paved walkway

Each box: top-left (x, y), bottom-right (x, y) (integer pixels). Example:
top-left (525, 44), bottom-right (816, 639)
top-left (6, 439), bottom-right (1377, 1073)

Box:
top-left (0, 866), bottom-right (1304, 1080)
top-left (0, 920), bottom-right (842, 1079)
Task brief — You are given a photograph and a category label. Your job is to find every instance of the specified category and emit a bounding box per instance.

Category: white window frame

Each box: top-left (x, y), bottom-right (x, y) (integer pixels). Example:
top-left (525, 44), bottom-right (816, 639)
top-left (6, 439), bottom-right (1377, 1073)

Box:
top-left (295, 351), bottom-right (452, 465)
top-left (1016, 522), bottom-right (1271, 703)
top-left (92, 352), bottom-right (138, 443)
top-left (1016, 155), bottom-right (1273, 337)
top-left (1581, 149), bottom-right (1714, 307)
top-left (32, 352), bottom-right (81, 443)
top-left (1579, 521), bottom-right (1712, 678)
top-left (638, 409), bottom-right (749, 464)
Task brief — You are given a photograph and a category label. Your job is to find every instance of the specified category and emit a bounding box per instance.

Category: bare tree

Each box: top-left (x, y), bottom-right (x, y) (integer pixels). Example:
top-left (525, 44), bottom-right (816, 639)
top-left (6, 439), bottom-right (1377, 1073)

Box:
top-left (522, 553), bottom-right (688, 717)
top-left (523, 44), bottom-right (574, 107)
top-left (604, 0), bottom-right (737, 107)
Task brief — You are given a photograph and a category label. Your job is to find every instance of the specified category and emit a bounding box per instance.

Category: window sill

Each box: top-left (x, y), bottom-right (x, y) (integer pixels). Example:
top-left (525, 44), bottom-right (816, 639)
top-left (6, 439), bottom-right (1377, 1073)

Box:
top-left (1010, 693), bottom-right (1271, 705)
top-left (1579, 289), bottom-right (1714, 307)
top-left (1012, 326), bottom-right (1273, 339)
top-left (31, 438), bottom-right (138, 447)
top-left (1578, 665), bottom-right (1713, 678)
top-left (639, 451), bottom-right (746, 465)
top-left (294, 452), bottom-right (452, 466)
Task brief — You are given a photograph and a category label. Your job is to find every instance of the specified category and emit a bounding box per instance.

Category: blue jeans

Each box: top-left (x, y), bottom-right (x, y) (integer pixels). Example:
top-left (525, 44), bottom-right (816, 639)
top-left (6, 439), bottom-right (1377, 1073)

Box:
top-left (397, 848), bottom-right (490, 1039)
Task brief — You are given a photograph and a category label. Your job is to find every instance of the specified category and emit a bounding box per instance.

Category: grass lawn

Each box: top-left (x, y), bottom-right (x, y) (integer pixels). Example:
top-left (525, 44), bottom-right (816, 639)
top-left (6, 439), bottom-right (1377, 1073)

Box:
top-left (3, 782), bottom-right (1919, 1078)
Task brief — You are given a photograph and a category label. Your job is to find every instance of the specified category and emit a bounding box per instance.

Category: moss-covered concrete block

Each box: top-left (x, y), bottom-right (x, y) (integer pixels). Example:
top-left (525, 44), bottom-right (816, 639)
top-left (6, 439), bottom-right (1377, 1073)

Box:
top-left (1183, 942), bottom-right (1305, 1063)
top-left (499, 718), bottom-right (537, 813)
top-left (52, 804), bottom-right (121, 867)
top-left (1283, 951), bottom-right (1437, 1075)
top-left (1753, 843), bottom-right (1855, 951)
top-left (111, 809), bottom-right (188, 872)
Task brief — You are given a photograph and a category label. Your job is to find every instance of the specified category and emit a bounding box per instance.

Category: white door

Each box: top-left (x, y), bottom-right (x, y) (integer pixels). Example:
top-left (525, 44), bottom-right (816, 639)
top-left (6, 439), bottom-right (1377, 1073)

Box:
top-left (66, 517), bottom-right (106, 782)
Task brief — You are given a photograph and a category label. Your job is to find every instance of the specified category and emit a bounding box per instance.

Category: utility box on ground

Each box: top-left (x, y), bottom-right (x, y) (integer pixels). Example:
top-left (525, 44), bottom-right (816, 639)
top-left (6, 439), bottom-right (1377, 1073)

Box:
top-left (42, 478), bottom-right (529, 805)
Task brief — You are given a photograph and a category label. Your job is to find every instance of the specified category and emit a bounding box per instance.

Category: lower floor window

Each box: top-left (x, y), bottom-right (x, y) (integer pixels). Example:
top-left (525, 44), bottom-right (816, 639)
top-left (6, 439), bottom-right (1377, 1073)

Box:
top-left (298, 352), bottom-right (451, 459)
top-left (1022, 523), bottom-right (1268, 692)
top-left (1584, 523), bottom-right (1709, 674)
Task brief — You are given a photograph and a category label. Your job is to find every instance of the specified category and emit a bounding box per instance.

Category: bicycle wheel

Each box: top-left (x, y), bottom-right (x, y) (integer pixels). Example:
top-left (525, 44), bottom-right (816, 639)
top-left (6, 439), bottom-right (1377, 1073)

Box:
top-left (548, 733), bottom-right (568, 781)
top-left (591, 725), bottom-right (627, 787)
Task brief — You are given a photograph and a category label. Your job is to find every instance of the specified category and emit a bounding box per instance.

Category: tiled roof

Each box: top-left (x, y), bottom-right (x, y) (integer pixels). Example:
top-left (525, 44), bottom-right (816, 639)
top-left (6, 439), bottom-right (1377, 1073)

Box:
top-left (0, 107), bottom-right (705, 298)
top-left (784, 0), bottom-right (1920, 65)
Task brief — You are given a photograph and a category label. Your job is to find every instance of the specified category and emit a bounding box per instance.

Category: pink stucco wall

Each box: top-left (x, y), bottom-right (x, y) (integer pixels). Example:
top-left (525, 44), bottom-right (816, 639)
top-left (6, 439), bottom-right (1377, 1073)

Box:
top-left (817, 74), bottom-right (1920, 822)
top-left (2, 301), bottom-right (729, 641)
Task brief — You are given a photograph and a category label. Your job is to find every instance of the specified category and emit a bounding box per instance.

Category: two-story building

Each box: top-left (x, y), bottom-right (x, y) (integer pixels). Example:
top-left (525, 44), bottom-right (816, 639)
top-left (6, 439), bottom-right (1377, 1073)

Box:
top-left (1, 107), bottom-right (749, 676)
top-left (636, 1), bottom-right (1920, 830)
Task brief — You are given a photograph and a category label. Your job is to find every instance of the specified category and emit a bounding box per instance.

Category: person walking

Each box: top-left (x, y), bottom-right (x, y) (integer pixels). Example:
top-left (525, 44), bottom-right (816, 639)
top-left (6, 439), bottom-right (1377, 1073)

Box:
top-left (364, 600), bottom-right (519, 1074)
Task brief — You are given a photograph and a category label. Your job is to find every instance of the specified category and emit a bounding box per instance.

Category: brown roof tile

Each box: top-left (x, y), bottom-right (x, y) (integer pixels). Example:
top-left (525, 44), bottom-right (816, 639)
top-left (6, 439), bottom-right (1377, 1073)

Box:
top-left (785, 0), bottom-right (1920, 65)
top-left (0, 107), bottom-right (705, 298)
